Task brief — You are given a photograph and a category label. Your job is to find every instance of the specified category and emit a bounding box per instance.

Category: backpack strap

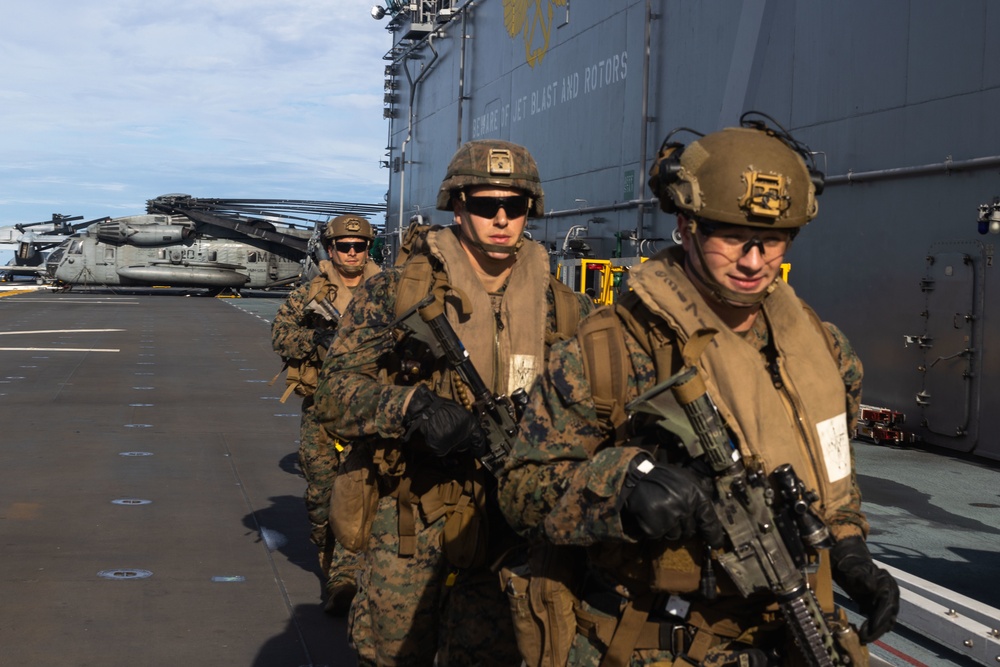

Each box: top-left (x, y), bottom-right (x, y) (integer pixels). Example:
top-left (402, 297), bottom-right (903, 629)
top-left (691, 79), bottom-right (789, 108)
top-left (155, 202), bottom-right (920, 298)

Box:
top-left (548, 275), bottom-right (583, 344)
top-left (268, 361), bottom-right (298, 403)
top-left (576, 307), bottom-right (631, 437)
top-left (393, 221), bottom-right (436, 320)
top-left (600, 595), bottom-right (654, 667)
top-left (613, 293), bottom-right (677, 384)
top-left (395, 254), bottom-right (436, 320)
top-left (393, 224), bottom-right (480, 323)
top-left (395, 221), bottom-right (443, 267)
top-left (576, 292), bottom-right (679, 441)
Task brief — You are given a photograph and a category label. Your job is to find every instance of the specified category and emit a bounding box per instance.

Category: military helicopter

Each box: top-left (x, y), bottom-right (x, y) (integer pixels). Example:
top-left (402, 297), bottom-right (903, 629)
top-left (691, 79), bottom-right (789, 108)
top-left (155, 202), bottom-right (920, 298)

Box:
top-left (45, 195), bottom-right (385, 293)
top-left (0, 213), bottom-right (104, 280)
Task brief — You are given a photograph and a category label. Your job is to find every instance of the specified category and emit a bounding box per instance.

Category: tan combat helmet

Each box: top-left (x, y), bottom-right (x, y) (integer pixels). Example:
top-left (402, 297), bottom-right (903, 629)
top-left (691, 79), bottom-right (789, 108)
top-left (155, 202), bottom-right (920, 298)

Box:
top-left (648, 114), bottom-right (824, 229)
top-left (324, 215), bottom-right (374, 241)
top-left (647, 113), bottom-right (826, 306)
top-left (323, 214), bottom-right (373, 275)
top-left (436, 139), bottom-right (545, 218)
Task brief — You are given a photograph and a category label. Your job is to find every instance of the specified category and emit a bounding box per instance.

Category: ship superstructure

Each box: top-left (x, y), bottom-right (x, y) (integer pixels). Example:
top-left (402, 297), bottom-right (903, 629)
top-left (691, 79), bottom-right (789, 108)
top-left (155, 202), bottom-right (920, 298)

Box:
top-left (373, 0), bottom-right (1000, 466)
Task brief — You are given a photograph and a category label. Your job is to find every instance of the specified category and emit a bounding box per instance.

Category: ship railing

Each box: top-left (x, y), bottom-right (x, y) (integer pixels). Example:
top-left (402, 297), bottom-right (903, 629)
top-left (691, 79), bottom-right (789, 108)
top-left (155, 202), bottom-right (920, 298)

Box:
top-left (840, 560), bottom-right (1000, 665)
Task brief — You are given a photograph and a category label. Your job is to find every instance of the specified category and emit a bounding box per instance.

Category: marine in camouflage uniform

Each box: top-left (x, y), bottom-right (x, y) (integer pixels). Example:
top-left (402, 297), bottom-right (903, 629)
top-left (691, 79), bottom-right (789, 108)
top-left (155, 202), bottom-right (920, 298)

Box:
top-left (271, 214), bottom-right (381, 614)
top-left (314, 139), bottom-right (592, 666)
top-left (498, 118), bottom-right (899, 666)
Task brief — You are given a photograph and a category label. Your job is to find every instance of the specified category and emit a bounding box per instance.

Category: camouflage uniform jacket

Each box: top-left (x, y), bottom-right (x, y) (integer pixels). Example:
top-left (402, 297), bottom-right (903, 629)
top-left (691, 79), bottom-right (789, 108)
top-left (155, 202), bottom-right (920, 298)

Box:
top-left (498, 267), bottom-right (867, 556)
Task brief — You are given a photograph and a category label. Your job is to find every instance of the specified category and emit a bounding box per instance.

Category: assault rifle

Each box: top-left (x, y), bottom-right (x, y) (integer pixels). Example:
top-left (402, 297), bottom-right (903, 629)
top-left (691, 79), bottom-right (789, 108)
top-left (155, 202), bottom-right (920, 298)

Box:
top-left (393, 294), bottom-right (526, 475)
top-left (627, 365), bottom-right (854, 667)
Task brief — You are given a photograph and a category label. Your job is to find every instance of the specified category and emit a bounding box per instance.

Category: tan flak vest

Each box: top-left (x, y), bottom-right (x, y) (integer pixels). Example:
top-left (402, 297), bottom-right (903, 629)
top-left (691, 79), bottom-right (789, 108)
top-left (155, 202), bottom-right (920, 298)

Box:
top-left (585, 247), bottom-right (852, 594)
top-left (418, 226), bottom-right (550, 395)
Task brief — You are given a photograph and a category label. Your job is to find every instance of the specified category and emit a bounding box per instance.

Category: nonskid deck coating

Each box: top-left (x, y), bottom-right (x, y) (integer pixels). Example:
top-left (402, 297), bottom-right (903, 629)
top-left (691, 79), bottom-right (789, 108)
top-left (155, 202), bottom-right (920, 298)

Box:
top-left (0, 291), bottom-right (351, 667)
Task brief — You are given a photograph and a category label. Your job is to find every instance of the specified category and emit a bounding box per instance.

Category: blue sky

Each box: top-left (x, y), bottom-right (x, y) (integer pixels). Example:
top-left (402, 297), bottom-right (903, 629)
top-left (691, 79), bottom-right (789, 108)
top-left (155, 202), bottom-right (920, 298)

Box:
top-left (0, 0), bottom-right (393, 261)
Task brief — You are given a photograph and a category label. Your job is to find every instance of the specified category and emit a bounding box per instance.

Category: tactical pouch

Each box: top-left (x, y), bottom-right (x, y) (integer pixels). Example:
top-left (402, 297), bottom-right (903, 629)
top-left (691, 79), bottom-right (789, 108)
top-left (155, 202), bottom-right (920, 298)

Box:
top-left (271, 359), bottom-right (320, 403)
top-left (290, 360), bottom-right (320, 397)
top-left (441, 478), bottom-right (487, 569)
top-left (587, 539), bottom-right (703, 596)
top-left (500, 546), bottom-right (580, 667)
top-left (501, 565), bottom-right (543, 665)
top-left (329, 444), bottom-right (379, 553)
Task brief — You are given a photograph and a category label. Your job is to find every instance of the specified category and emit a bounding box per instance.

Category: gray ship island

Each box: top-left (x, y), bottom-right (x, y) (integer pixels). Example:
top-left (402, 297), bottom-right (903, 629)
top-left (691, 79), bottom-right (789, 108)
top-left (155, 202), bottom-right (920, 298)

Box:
top-left (372, 1), bottom-right (1000, 664)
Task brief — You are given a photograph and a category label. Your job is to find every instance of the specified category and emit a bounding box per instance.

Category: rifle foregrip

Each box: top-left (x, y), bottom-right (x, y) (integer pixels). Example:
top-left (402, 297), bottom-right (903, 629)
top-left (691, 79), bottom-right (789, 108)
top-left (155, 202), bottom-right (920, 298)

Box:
top-left (779, 590), bottom-right (839, 667)
top-left (671, 367), bottom-right (738, 473)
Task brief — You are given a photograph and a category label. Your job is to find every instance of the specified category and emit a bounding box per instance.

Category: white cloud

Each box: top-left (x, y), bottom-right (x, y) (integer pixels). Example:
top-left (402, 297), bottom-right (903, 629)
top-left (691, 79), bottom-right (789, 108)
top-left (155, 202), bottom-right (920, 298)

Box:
top-left (0, 0), bottom-right (393, 229)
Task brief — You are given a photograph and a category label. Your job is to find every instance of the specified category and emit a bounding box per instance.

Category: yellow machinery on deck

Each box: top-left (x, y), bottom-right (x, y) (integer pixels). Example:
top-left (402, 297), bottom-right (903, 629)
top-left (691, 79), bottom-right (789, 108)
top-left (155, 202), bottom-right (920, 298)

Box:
top-left (557, 256), bottom-right (792, 306)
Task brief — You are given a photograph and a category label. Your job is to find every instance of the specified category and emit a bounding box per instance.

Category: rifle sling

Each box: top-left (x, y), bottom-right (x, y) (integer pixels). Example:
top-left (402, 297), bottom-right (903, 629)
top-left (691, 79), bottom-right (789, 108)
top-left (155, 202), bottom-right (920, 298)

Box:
top-left (815, 550), bottom-right (835, 615)
top-left (600, 595), bottom-right (652, 667)
top-left (577, 598), bottom-right (723, 665)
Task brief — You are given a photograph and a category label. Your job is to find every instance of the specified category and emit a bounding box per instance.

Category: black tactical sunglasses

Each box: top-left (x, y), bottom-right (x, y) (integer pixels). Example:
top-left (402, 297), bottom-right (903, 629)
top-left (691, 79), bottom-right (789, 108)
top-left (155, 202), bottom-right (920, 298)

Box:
top-left (334, 240), bottom-right (369, 253)
top-left (462, 195), bottom-right (530, 219)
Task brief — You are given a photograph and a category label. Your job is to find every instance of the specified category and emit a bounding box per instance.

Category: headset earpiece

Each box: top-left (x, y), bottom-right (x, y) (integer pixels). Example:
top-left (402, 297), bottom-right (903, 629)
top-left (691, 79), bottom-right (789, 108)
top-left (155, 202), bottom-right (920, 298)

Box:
top-left (648, 140), bottom-right (686, 213)
top-left (809, 168), bottom-right (825, 196)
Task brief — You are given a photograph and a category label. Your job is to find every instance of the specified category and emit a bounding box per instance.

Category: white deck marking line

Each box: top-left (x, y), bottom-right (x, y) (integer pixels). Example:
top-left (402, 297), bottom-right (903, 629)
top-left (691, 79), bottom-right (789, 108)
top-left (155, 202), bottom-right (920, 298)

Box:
top-left (1, 299), bottom-right (141, 304)
top-left (0, 347), bottom-right (120, 352)
top-left (0, 329), bottom-right (126, 336)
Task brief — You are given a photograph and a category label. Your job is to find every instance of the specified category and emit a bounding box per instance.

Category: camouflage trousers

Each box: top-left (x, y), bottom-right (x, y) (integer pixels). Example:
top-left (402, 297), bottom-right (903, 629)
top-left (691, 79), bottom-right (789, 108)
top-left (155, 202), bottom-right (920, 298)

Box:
top-left (347, 494), bottom-right (521, 666)
top-left (299, 398), bottom-right (360, 589)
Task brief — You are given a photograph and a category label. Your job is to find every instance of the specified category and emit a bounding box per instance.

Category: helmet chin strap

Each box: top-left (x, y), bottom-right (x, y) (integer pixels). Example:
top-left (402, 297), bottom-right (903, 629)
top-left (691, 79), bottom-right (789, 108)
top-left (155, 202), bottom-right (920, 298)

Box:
top-left (336, 262), bottom-right (366, 276)
top-left (686, 219), bottom-right (776, 308)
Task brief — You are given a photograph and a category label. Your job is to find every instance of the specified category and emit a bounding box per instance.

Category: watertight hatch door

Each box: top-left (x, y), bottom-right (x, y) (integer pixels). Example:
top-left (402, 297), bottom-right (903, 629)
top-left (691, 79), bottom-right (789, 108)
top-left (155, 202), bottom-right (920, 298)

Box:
top-left (919, 247), bottom-right (980, 446)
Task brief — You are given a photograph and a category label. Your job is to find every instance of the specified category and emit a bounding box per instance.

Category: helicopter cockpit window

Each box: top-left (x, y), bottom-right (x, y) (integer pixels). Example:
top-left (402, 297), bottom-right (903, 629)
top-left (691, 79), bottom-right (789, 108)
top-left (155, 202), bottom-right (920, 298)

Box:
top-left (69, 239), bottom-right (84, 254)
top-left (47, 244), bottom-right (68, 267)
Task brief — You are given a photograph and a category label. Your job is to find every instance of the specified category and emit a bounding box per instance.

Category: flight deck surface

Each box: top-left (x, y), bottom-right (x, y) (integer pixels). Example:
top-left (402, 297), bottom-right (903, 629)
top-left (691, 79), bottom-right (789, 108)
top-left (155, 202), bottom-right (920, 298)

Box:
top-left (0, 290), bottom-right (352, 667)
top-left (1, 289), bottom-right (996, 666)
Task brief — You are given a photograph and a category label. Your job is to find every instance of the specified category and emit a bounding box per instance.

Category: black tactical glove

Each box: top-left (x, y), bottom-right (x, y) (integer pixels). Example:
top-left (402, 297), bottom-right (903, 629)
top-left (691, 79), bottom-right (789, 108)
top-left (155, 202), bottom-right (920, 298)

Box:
top-left (312, 327), bottom-right (337, 352)
top-left (619, 456), bottom-right (725, 548)
top-left (403, 385), bottom-right (485, 458)
top-left (830, 536), bottom-right (900, 643)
